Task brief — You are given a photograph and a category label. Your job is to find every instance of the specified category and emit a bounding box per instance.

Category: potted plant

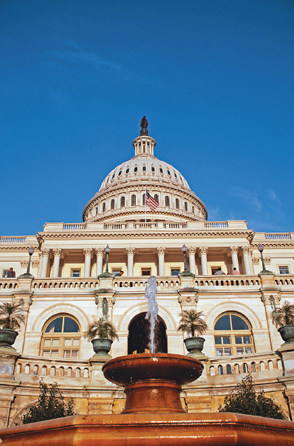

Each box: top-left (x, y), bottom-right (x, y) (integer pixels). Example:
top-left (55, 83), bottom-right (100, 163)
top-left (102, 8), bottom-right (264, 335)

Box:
top-left (0, 302), bottom-right (25, 348)
top-left (177, 309), bottom-right (207, 356)
top-left (271, 300), bottom-right (294, 343)
top-left (86, 317), bottom-right (118, 355)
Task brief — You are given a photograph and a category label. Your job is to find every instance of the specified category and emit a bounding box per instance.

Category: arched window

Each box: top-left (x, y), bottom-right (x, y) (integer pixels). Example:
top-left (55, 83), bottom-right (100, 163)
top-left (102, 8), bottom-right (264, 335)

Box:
top-left (175, 198), bottom-right (179, 209)
top-left (126, 168), bottom-right (129, 174)
top-left (167, 170), bottom-right (171, 176)
top-left (142, 166), bottom-right (146, 171)
top-left (143, 194), bottom-right (146, 205)
top-left (41, 315), bottom-right (80, 359)
top-left (154, 194), bottom-right (159, 203)
top-left (165, 196), bottom-right (170, 207)
top-left (131, 194), bottom-right (136, 206)
top-left (121, 196), bottom-right (125, 207)
top-left (102, 203), bottom-right (106, 212)
top-left (151, 166), bottom-right (155, 172)
top-left (184, 202), bottom-right (188, 212)
top-left (111, 199), bottom-right (115, 210)
top-left (128, 313), bottom-right (167, 354)
top-left (214, 313), bottom-right (253, 357)
top-left (134, 166), bottom-right (138, 173)
top-left (118, 170), bottom-right (122, 176)
top-left (159, 168), bottom-right (163, 173)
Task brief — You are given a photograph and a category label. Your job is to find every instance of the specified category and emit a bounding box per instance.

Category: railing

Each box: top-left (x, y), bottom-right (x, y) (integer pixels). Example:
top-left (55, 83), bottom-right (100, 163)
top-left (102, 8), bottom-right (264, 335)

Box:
top-left (104, 223), bottom-right (128, 230)
top-left (195, 275), bottom-right (260, 287)
top-left (15, 356), bottom-right (91, 381)
top-left (275, 275), bottom-right (294, 286)
top-left (113, 276), bottom-right (180, 289)
top-left (163, 223), bottom-right (187, 229)
top-left (0, 236), bottom-right (26, 243)
top-left (265, 233), bottom-right (291, 239)
top-left (33, 278), bottom-right (100, 289)
top-left (0, 279), bottom-right (18, 290)
top-left (204, 222), bottom-right (228, 228)
top-left (207, 351), bottom-right (283, 378)
top-left (63, 224), bottom-right (87, 230)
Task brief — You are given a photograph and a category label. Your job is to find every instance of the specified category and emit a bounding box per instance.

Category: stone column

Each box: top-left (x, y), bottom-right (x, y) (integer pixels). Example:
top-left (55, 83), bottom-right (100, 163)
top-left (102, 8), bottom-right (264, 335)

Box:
top-left (199, 247), bottom-right (208, 275)
top-left (84, 248), bottom-right (93, 277)
top-left (230, 246), bottom-right (240, 272)
top-left (96, 248), bottom-right (104, 276)
top-left (242, 246), bottom-right (252, 275)
top-left (40, 248), bottom-right (50, 278)
top-left (126, 248), bottom-right (135, 276)
top-left (261, 292), bottom-right (282, 351)
top-left (157, 247), bottom-right (165, 276)
top-left (188, 247), bottom-right (196, 275)
top-left (52, 249), bottom-right (62, 278)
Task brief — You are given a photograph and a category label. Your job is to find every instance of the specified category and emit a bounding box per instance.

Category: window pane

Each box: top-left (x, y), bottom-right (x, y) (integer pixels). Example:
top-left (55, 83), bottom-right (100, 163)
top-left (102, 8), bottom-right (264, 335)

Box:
top-left (73, 339), bottom-right (80, 346)
top-left (226, 365), bottom-right (232, 374)
top-left (51, 350), bottom-right (58, 357)
top-left (52, 339), bottom-right (60, 347)
top-left (215, 337), bottom-right (222, 344)
top-left (237, 347), bottom-right (244, 354)
top-left (63, 350), bottom-right (71, 358)
top-left (45, 318), bottom-right (62, 333)
top-left (245, 347), bottom-right (252, 354)
top-left (171, 269), bottom-right (180, 276)
top-left (243, 336), bottom-right (251, 344)
top-left (43, 350), bottom-right (50, 357)
top-left (64, 317), bottom-right (79, 333)
top-left (216, 348), bottom-right (223, 357)
top-left (224, 348), bottom-right (231, 356)
top-left (232, 315), bottom-right (249, 330)
top-left (64, 339), bottom-right (72, 346)
top-left (215, 315), bottom-right (231, 330)
top-left (235, 336), bottom-right (242, 344)
top-left (223, 336), bottom-right (230, 344)
top-left (43, 339), bottom-right (51, 347)
top-left (72, 350), bottom-right (79, 358)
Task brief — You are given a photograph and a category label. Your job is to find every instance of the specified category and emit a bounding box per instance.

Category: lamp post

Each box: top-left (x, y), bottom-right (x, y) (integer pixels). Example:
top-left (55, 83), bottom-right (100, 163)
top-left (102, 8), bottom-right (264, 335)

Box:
top-left (182, 244), bottom-right (188, 273)
top-left (258, 244), bottom-right (273, 275)
top-left (19, 247), bottom-right (34, 279)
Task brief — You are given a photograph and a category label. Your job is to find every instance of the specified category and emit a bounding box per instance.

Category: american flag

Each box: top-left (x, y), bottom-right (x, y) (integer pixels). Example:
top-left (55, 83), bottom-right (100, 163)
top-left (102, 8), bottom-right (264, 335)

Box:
top-left (146, 190), bottom-right (159, 212)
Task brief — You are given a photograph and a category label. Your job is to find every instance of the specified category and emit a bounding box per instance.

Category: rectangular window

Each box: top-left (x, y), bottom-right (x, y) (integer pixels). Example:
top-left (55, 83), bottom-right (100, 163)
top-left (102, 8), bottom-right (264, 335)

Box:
top-left (279, 266), bottom-right (289, 274)
top-left (171, 268), bottom-right (180, 276)
top-left (2, 270), bottom-right (9, 278)
top-left (211, 267), bottom-right (221, 275)
top-left (112, 269), bottom-right (123, 276)
top-left (71, 269), bottom-right (81, 277)
top-left (141, 268), bottom-right (151, 276)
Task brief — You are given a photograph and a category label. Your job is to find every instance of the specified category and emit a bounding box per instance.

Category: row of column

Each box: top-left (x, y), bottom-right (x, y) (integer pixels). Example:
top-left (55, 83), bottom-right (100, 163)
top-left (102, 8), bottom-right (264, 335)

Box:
top-left (39, 245), bottom-right (252, 278)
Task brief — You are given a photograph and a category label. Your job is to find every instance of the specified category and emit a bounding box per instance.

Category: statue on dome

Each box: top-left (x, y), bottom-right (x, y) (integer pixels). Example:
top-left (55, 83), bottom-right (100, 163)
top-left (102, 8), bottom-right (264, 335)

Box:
top-left (140, 116), bottom-right (148, 135)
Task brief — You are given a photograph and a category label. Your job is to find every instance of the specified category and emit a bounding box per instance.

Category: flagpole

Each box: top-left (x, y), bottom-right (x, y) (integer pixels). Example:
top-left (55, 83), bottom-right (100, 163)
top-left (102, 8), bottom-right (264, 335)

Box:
top-left (145, 186), bottom-right (147, 222)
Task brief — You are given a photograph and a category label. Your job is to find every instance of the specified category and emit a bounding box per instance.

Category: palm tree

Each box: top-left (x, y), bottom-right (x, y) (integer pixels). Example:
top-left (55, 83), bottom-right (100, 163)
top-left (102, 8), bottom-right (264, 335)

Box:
top-left (272, 301), bottom-right (294, 328)
top-left (0, 302), bottom-right (25, 331)
top-left (86, 318), bottom-right (118, 341)
top-left (177, 309), bottom-right (207, 337)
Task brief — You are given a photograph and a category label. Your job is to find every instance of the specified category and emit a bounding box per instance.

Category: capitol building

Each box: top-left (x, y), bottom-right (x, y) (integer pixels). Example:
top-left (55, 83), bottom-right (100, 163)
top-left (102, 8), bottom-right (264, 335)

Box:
top-left (0, 119), bottom-right (293, 425)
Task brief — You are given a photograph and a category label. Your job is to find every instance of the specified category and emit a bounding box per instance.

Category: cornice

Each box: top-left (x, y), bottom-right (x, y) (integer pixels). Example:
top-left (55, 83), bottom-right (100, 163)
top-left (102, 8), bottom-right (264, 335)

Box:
top-left (251, 243), bottom-right (294, 249)
top-left (0, 246), bottom-right (40, 252)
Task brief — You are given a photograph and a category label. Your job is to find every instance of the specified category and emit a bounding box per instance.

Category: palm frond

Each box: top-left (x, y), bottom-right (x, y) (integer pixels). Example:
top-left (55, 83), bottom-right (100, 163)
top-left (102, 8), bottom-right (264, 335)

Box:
top-left (177, 309), bottom-right (207, 337)
top-left (272, 301), bottom-right (294, 328)
top-left (85, 317), bottom-right (118, 341)
top-left (0, 302), bottom-right (25, 330)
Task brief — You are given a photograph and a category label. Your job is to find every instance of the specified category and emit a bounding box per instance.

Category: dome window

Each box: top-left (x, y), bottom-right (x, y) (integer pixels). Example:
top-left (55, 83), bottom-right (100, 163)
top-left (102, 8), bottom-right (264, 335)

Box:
top-left (165, 196), bottom-right (170, 207)
top-left (103, 203), bottom-right (106, 212)
top-left (175, 198), bottom-right (179, 209)
top-left (121, 196), bottom-right (125, 207)
top-left (111, 199), bottom-right (115, 210)
top-left (134, 167), bottom-right (138, 173)
top-left (159, 168), bottom-right (163, 173)
top-left (184, 202), bottom-right (188, 212)
top-left (174, 173), bottom-right (177, 178)
top-left (118, 171), bottom-right (122, 176)
top-left (154, 194), bottom-right (159, 202)
top-left (131, 195), bottom-right (136, 206)
top-left (143, 166), bottom-right (146, 171)
top-left (151, 166), bottom-right (155, 172)
top-left (112, 174), bottom-right (115, 179)
top-left (167, 170), bottom-right (171, 175)
top-left (126, 168), bottom-right (129, 174)
top-left (192, 206), bottom-right (195, 213)
top-left (142, 194), bottom-right (146, 205)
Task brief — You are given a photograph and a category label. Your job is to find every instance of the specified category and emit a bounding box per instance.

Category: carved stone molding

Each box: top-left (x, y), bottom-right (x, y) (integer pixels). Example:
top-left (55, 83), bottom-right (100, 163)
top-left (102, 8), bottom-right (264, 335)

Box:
top-left (229, 246), bottom-right (239, 255)
top-left (83, 248), bottom-right (93, 256)
top-left (188, 247), bottom-right (196, 255)
top-left (241, 246), bottom-right (250, 254)
top-left (252, 257), bottom-right (260, 265)
top-left (42, 248), bottom-right (50, 256)
top-left (157, 247), bottom-right (166, 256)
top-left (96, 248), bottom-right (104, 256)
top-left (32, 260), bottom-right (39, 268)
top-left (264, 257), bottom-right (271, 264)
top-left (53, 248), bottom-right (62, 257)
top-left (199, 246), bottom-right (208, 255)
top-left (21, 260), bottom-right (28, 268)
top-left (126, 247), bottom-right (135, 255)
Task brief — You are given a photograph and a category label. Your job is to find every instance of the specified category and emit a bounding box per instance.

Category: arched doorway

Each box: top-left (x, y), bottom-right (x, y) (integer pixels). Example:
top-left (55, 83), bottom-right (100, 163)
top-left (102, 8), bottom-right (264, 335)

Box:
top-left (128, 312), bottom-right (167, 354)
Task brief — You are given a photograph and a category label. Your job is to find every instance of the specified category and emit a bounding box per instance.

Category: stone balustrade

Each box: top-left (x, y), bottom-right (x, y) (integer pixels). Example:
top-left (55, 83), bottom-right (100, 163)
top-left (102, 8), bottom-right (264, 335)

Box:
top-left (0, 279), bottom-right (18, 290)
top-left (207, 351), bottom-right (283, 378)
top-left (274, 274), bottom-right (294, 287)
top-left (195, 275), bottom-right (261, 288)
top-left (32, 278), bottom-right (100, 290)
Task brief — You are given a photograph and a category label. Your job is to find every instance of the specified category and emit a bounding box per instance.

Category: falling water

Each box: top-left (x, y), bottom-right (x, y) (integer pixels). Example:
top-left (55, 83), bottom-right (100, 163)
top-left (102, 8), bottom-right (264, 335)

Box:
top-left (144, 276), bottom-right (158, 353)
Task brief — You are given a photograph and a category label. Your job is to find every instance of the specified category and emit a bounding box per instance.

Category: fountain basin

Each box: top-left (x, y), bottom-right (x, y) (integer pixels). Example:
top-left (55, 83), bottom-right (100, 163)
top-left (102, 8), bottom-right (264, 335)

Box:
top-left (102, 353), bottom-right (204, 413)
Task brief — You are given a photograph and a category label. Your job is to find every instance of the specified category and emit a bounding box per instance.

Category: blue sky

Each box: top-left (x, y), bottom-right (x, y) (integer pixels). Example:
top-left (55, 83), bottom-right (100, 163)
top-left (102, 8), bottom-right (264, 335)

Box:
top-left (1, 0), bottom-right (293, 235)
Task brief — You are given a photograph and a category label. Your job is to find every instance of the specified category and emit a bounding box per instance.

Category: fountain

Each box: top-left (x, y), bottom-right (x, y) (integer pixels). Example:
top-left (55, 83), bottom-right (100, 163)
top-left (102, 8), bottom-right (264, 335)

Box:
top-left (0, 277), bottom-right (293, 444)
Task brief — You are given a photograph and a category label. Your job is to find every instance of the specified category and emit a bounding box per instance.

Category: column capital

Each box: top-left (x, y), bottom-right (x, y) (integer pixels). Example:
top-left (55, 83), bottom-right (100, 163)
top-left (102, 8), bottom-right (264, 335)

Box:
top-left (241, 246), bottom-right (250, 254)
top-left (157, 247), bottom-right (166, 256)
top-left (96, 247), bottom-right (104, 255)
top-left (188, 247), bottom-right (196, 255)
top-left (42, 248), bottom-right (50, 256)
top-left (126, 247), bottom-right (135, 255)
top-left (83, 248), bottom-right (93, 256)
top-left (229, 246), bottom-right (239, 255)
top-left (53, 248), bottom-right (62, 257)
top-left (199, 246), bottom-right (208, 255)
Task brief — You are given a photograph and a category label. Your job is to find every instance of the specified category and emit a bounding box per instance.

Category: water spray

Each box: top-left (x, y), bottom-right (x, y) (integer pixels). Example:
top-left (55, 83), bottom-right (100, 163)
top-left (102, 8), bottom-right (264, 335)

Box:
top-left (144, 276), bottom-right (158, 353)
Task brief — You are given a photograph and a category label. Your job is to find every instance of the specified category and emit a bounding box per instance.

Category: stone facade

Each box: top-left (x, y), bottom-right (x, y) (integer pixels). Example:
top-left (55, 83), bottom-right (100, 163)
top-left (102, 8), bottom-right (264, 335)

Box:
top-left (0, 122), bottom-right (293, 426)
